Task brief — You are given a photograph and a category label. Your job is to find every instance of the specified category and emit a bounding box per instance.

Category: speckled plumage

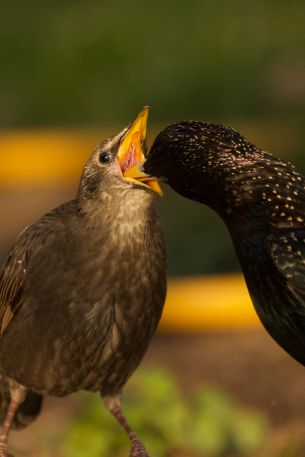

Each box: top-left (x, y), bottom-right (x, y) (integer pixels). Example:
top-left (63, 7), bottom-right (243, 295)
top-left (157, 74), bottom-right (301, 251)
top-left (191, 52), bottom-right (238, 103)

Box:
top-left (0, 126), bottom-right (166, 456)
top-left (145, 121), bottom-right (305, 367)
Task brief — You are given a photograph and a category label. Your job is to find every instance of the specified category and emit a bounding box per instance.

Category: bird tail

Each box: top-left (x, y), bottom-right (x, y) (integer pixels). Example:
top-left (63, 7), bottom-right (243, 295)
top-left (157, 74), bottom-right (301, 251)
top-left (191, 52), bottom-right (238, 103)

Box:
top-left (0, 376), bottom-right (43, 429)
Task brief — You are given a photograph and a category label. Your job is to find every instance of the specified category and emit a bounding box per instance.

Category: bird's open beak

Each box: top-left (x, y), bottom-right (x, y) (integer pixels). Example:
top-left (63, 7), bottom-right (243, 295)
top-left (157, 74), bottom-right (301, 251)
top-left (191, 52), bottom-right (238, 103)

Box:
top-left (117, 107), bottom-right (163, 196)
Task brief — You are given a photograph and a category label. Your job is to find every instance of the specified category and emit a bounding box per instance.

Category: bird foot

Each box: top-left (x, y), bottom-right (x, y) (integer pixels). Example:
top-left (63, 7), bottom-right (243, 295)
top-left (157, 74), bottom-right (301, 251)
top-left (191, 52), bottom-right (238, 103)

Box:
top-left (130, 437), bottom-right (150, 457)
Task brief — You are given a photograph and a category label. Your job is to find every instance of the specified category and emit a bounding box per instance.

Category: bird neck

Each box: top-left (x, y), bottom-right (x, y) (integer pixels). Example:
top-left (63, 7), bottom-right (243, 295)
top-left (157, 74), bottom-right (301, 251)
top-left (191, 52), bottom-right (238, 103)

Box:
top-left (214, 157), bottom-right (305, 232)
top-left (76, 188), bottom-right (156, 231)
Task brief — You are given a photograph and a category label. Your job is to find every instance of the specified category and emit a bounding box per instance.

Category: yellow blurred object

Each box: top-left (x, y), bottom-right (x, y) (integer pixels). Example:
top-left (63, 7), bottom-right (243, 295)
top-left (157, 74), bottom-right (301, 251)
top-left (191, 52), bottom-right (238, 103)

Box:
top-left (160, 274), bottom-right (260, 331)
top-left (0, 130), bottom-right (100, 184)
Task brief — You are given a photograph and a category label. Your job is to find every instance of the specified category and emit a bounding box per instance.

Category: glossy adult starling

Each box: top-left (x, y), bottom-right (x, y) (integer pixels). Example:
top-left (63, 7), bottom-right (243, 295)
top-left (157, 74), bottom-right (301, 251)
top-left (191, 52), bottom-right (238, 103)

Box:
top-left (0, 108), bottom-right (166, 457)
top-left (145, 121), bottom-right (305, 369)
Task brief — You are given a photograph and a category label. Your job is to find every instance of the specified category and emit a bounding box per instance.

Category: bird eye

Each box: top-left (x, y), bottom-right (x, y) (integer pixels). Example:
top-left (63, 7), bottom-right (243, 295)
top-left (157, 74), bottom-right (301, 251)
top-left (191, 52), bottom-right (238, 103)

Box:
top-left (98, 151), bottom-right (112, 164)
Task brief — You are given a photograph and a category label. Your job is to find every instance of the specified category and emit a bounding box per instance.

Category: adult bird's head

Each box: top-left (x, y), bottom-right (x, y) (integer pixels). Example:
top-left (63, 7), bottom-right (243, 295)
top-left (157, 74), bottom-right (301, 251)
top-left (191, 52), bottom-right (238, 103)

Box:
top-left (144, 121), bottom-right (300, 225)
top-left (78, 107), bottom-right (162, 202)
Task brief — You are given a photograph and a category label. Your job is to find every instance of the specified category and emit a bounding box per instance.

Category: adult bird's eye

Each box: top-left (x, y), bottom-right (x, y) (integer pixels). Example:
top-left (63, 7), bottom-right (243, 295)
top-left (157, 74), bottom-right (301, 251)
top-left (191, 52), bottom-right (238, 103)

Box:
top-left (98, 151), bottom-right (112, 164)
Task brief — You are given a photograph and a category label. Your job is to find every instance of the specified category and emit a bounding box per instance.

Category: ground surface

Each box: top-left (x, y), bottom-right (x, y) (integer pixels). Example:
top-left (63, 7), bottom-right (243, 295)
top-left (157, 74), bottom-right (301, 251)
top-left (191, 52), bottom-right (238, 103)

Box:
top-left (9, 330), bottom-right (305, 457)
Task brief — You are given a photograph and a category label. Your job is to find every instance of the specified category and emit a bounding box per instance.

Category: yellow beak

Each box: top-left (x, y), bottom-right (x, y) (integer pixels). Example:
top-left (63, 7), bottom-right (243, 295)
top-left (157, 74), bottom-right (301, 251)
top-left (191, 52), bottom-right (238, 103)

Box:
top-left (117, 107), bottom-right (163, 196)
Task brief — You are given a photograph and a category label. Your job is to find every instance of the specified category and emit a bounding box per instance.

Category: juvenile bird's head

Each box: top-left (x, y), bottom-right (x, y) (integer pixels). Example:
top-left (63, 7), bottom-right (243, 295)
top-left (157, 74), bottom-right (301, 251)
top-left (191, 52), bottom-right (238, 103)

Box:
top-left (145, 121), bottom-right (305, 227)
top-left (78, 107), bottom-right (162, 202)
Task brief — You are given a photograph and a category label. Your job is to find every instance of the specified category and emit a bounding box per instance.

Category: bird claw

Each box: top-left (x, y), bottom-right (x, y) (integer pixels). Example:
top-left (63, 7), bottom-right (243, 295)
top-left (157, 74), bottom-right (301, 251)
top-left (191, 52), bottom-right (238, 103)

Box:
top-left (130, 438), bottom-right (150, 457)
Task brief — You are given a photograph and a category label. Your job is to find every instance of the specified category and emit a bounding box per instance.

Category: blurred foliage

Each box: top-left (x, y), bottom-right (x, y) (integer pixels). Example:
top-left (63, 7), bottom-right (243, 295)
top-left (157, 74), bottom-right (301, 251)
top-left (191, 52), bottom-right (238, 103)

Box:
top-left (61, 368), bottom-right (268, 457)
top-left (0, 0), bottom-right (305, 127)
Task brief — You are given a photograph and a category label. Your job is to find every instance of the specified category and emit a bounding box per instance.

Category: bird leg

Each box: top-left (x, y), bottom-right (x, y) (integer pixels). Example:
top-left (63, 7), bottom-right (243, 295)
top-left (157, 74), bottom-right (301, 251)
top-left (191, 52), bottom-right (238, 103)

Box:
top-left (0, 382), bottom-right (26, 457)
top-left (103, 395), bottom-right (149, 457)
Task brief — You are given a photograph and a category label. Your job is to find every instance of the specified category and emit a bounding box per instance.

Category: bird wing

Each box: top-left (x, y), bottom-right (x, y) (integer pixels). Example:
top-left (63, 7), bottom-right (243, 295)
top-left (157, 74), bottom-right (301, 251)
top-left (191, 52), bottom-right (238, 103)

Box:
top-left (269, 228), bottom-right (305, 301)
top-left (0, 223), bottom-right (54, 336)
top-left (0, 229), bottom-right (32, 335)
top-left (0, 191), bottom-right (75, 338)
top-left (0, 248), bottom-right (26, 335)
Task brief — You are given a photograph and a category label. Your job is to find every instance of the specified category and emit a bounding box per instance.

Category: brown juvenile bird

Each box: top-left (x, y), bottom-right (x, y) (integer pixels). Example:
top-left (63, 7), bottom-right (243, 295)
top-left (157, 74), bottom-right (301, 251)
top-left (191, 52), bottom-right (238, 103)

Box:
top-left (0, 108), bottom-right (166, 457)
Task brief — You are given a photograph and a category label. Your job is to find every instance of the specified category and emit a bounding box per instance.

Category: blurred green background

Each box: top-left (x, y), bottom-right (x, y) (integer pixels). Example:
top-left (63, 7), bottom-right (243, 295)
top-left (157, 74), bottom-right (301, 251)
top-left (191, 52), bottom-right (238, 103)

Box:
top-left (2, 1), bottom-right (305, 456)
top-left (1, 0), bottom-right (305, 127)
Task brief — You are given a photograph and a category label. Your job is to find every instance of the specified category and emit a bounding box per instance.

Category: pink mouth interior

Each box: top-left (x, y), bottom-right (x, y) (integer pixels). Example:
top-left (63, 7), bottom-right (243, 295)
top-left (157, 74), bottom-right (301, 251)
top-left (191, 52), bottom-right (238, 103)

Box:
top-left (120, 143), bottom-right (137, 173)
